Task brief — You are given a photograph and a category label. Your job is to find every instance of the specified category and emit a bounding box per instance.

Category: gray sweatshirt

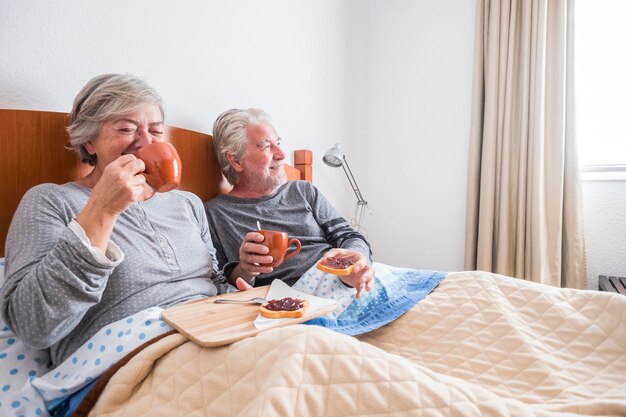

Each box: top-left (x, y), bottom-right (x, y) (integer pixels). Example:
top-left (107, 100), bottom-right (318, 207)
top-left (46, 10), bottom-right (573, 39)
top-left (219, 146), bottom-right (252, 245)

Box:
top-left (0, 183), bottom-right (233, 366)
top-left (203, 180), bottom-right (372, 287)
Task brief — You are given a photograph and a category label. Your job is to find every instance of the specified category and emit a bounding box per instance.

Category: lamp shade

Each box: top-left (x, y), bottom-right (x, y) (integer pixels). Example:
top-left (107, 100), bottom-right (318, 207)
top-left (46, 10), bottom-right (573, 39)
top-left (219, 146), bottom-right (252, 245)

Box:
top-left (322, 143), bottom-right (344, 168)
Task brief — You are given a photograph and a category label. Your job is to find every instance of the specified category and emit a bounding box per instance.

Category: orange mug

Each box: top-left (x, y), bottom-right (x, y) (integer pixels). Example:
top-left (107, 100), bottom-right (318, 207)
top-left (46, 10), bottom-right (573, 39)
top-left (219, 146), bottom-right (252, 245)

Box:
top-left (134, 142), bottom-right (182, 193)
top-left (257, 229), bottom-right (302, 267)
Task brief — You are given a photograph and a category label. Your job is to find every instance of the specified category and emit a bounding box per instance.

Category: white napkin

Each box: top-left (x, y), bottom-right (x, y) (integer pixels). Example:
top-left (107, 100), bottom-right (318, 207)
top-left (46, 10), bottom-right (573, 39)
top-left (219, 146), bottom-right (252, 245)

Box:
top-left (253, 279), bottom-right (337, 330)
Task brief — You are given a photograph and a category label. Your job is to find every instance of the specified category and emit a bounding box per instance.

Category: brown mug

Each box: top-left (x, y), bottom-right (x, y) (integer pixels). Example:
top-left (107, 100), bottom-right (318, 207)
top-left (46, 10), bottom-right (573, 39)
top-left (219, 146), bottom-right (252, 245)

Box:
top-left (134, 142), bottom-right (182, 192)
top-left (257, 229), bottom-right (302, 267)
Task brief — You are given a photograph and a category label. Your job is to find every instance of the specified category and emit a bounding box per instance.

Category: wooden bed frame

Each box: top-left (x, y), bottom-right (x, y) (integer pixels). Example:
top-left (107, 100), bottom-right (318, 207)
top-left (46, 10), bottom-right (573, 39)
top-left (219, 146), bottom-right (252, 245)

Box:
top-left (0, 109), bottom-right (312, 257)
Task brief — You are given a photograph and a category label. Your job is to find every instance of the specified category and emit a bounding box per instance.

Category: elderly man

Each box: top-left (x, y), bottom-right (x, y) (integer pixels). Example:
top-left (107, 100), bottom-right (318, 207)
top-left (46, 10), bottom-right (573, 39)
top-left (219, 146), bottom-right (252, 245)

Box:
top-left (204, 108), bottom-right (374, 298)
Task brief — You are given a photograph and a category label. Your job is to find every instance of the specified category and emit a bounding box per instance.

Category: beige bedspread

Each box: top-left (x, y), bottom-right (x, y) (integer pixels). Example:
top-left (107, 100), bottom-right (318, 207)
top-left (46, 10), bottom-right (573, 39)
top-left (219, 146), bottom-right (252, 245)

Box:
top-left (86, 271), bottom-right (626, 417)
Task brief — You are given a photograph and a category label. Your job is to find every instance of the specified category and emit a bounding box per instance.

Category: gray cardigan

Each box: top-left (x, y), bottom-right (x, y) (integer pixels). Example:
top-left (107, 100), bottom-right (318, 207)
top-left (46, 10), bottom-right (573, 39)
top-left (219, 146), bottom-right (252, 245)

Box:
top-left (1, 183), bottom-right (232, 366)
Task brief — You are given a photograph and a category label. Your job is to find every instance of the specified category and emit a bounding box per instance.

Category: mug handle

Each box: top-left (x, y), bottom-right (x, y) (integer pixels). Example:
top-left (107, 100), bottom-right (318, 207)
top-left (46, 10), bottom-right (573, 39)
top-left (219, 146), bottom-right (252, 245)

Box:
top-left (283, 238), bottom-right (302, 261)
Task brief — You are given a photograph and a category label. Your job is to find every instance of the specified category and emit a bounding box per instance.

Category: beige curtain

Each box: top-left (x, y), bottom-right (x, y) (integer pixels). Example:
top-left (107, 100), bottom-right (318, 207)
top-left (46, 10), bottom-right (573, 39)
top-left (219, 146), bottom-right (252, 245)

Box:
top-left (465, 0), bottom-right (587, 288)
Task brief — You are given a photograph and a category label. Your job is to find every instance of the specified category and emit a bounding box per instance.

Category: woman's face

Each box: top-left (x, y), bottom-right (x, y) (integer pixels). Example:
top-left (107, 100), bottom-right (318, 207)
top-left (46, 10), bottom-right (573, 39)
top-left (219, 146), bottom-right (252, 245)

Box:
top-left (84, 104), bottom-right (164, 168)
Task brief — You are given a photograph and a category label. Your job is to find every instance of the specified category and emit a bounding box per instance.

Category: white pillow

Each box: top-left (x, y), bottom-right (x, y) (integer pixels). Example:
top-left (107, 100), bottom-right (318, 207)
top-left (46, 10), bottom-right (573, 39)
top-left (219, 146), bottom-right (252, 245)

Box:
top-left (0, 258), bottom-right (52, 411)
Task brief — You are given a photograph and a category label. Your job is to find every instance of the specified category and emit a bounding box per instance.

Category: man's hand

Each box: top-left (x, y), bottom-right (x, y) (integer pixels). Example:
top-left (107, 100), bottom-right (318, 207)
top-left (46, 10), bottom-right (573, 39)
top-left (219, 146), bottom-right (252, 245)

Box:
top-left (234, 277), bottom-right (253, 291)
top-left (321, 248), bottom-right (374, 299)
top-left (230, 232), bottom-right (275, 282)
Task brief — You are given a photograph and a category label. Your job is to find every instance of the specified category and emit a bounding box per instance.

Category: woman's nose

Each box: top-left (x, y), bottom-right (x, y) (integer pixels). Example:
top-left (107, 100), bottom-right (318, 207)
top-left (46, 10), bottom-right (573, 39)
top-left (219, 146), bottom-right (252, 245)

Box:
top-left (135, 128), bottom-right (154, 144)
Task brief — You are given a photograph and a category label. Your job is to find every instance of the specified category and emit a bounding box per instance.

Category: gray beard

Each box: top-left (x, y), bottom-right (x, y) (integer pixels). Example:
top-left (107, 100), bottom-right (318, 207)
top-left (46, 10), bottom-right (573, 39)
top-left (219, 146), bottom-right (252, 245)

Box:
top-left (249, 170), bottom-right (286, 194)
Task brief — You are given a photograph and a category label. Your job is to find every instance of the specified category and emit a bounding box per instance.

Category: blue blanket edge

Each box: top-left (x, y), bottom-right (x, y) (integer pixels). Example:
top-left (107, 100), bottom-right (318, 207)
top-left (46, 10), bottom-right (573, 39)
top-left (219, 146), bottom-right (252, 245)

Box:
top-left (304, 270), bottom-right (446, 335)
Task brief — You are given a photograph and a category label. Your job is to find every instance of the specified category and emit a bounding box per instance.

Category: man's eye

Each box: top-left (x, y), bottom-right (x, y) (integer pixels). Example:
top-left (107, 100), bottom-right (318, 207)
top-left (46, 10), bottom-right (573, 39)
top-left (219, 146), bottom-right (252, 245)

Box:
top-left (150, 130), bottom-right (164, 136)
top-left (118, 128), bottom-right (136, 134)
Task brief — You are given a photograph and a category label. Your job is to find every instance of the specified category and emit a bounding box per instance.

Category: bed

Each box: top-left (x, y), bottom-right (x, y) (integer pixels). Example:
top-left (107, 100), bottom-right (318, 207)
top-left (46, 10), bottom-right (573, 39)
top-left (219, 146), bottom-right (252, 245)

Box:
top-left (1, 109), bottom-right (625, 417)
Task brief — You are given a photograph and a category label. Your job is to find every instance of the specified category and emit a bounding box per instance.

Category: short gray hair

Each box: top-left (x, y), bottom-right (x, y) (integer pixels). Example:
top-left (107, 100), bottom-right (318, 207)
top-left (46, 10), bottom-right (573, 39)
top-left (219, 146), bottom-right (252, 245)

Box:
top-left (212, 108), bottom-right (272, 185)
top-left (67, 74), bottom-right (164, 165)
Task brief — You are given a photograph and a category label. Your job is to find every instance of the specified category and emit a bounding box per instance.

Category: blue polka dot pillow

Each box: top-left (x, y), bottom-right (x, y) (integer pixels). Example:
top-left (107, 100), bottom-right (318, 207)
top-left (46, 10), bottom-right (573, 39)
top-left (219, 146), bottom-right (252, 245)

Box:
top-left (0, 258), bottom-right (52, 411)
top-left (1, 258), bottom-right (173, 416)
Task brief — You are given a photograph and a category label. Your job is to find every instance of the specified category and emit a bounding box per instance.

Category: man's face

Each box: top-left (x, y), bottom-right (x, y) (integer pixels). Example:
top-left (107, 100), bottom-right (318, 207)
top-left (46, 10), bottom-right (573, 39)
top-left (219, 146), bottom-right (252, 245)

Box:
top-left (237, 121), bottom-right (287, 194)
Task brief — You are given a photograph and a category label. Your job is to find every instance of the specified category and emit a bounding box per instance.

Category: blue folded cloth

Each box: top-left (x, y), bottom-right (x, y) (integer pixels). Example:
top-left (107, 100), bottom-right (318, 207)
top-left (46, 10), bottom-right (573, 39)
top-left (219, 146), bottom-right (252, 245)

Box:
top-left (303, 263), bottom-right (446, 335)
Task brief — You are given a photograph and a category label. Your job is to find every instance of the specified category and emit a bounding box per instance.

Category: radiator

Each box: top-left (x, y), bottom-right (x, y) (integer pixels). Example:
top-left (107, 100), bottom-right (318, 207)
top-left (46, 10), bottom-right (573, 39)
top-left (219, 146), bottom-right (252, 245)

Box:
top-left (598, 275), bottom-right (626, 295)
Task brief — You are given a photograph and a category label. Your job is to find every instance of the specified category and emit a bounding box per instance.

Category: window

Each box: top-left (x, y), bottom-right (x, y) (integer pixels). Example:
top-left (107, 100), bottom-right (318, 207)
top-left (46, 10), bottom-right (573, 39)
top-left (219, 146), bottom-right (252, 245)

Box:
top-left (575, 0), bottom-right (626, 179)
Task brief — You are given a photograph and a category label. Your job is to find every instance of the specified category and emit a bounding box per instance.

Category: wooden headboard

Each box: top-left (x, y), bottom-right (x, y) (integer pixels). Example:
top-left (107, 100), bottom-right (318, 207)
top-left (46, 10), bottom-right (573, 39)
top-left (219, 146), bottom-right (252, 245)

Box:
top-left (0, 109), bottom-right (312, 257)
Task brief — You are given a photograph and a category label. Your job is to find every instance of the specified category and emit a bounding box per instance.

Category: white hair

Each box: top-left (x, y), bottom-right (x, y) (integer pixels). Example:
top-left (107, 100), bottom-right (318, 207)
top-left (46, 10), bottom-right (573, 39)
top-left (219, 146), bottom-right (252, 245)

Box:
top-left (67, 73), bottom-right (164, 165)
top-left (212, 108), bottom-right (272, 185)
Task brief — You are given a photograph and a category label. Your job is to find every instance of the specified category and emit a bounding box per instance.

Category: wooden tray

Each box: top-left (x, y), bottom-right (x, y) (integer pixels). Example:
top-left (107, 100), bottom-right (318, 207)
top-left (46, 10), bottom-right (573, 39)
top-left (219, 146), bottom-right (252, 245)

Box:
top-left (162, 286), bottom-right (336, 347)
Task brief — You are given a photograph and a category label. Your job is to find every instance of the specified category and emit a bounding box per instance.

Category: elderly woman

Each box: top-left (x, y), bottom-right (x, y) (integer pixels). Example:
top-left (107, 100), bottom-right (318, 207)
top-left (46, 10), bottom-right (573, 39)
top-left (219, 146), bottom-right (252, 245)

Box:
top-left (0, 74), bottom-right (249, 367)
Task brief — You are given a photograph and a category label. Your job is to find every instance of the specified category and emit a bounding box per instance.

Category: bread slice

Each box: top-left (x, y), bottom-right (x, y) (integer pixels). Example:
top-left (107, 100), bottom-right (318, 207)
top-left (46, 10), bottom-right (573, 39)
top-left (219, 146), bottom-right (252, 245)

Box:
top-left (317, 256), bottom-right (354, 276)
top-left (259, 297), bottom-right (309, 319)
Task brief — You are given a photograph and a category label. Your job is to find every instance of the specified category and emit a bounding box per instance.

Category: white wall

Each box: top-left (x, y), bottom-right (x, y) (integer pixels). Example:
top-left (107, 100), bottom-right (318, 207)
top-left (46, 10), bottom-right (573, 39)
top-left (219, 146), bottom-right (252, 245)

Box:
top-left (582, 180), bottom-right (626, 290)
top-left (360, 0), bottom-right (476, 271)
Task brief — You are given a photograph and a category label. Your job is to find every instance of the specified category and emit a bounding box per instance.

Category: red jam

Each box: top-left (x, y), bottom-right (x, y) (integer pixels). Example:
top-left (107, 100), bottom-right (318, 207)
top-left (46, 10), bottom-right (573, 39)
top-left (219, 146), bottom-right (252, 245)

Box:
top-left (264, 297), bottom-right (305, 311)
top-left (321, 256), bottom-right (353, 269)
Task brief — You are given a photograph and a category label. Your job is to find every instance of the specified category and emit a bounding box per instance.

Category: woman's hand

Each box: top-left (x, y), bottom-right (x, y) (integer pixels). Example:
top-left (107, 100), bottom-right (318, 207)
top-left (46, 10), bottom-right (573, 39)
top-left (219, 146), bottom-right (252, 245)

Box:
top-left (76, 154), bottom-right (147, 250)
top-left (321, 248), bottom-right (375, 299)
top-left (90, 154), bottom-right (148, 215)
